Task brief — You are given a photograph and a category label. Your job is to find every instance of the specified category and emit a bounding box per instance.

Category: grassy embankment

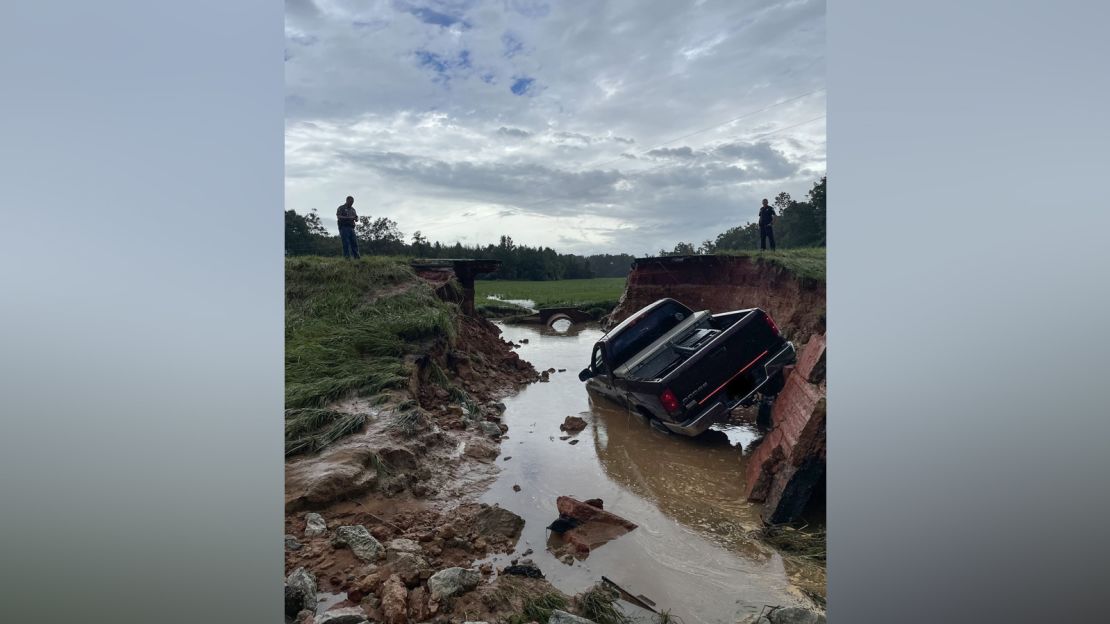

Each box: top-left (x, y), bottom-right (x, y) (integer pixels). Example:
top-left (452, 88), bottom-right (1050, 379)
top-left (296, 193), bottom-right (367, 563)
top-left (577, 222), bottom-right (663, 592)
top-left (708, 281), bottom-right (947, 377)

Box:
top-left (716, 246), bottom-right (826, 282)
top-left (475, 277), bottom-right (627, 318)
top-left (285, 256), bottom-right (457, 455)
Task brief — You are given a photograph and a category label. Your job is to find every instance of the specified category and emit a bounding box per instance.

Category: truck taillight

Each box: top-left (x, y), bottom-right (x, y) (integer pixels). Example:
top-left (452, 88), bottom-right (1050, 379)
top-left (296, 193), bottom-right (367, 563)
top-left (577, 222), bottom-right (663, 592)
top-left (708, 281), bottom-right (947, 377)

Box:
top-left (764, 311), bottom-right (780, 335)
top-left (660, 388), bottom-right (681, 413)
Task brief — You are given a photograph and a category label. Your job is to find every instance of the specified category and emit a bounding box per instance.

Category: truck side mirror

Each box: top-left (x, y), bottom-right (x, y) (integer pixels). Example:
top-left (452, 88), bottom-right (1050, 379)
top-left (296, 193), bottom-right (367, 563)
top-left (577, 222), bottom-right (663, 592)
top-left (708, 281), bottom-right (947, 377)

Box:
top-left (578, 368), bottom-right (594, 382)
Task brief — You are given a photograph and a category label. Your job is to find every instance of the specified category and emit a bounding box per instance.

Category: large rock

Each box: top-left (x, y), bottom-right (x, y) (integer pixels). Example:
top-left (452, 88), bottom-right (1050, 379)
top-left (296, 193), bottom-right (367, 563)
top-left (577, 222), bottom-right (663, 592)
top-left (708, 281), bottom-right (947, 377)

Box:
top-left (478, 421), bottom-right (503, 439)
top-left (549, 610), bottom-right (597, 624)
top-left (284, 567), bottom-right (317, 618)
top-left (314, 607), bottom-right (369, 624)
top-left (553, 497), bottom-right (638, 555)
top-left (332, 525), bottom-right (384, 562)
top-left (474, 504), bottom-right (525, 542)
top-left (379, 573), bottom-right (409, 624)
top-left (388, 551), bottom-right (429, 586)
top-left (427, 567), bottom-right (481, 601)
top-left (304, 512), bottom-right (327, 537)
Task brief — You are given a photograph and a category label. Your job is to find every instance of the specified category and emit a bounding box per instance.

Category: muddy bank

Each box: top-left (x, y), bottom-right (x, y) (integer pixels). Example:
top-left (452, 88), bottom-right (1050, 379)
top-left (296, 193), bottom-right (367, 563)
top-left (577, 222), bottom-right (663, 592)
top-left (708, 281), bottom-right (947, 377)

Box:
top-left (608, 255), bottom-right (825, 340)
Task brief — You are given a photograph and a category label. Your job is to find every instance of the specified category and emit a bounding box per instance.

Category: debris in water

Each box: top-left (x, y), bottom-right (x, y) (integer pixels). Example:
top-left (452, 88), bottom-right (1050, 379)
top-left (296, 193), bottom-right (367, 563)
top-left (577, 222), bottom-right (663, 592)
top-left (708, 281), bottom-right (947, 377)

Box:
top-left (547, 496), bottom-right (637, 557)
top-left (568, 439), bottom-right (579, 445)
top-left (560, 415), bottom-right (588, 432)
top-left (512, 484), bottom-right (521, 492)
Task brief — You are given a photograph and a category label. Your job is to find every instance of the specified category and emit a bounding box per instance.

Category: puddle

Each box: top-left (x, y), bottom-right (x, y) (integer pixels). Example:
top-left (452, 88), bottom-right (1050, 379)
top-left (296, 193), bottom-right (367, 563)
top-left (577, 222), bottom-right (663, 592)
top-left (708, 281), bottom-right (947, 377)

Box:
top-left (485, 295), bottom-right (538, 313)
top-left (480, 322), bottom-right (821, 623)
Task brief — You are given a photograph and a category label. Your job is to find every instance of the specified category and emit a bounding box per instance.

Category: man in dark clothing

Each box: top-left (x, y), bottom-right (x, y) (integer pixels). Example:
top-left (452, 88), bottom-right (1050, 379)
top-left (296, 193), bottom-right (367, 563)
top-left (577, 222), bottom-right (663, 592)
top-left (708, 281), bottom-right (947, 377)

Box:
top-left (336, 196), bottom-right (360, 259)
top-left (758, 198), bottom-right (776, 252)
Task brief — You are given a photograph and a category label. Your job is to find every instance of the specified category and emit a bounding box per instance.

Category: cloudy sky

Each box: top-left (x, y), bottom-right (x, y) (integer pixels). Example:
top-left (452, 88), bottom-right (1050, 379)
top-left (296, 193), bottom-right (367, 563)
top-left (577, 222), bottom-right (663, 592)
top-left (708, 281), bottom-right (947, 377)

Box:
top-left (285, 0), bottom-right (825, 255)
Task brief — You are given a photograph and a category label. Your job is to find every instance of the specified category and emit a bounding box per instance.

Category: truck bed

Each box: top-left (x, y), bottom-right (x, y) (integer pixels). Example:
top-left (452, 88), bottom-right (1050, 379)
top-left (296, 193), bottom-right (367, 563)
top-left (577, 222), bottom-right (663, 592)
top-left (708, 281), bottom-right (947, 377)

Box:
top-left (615, 309), bottom-right (731, 381)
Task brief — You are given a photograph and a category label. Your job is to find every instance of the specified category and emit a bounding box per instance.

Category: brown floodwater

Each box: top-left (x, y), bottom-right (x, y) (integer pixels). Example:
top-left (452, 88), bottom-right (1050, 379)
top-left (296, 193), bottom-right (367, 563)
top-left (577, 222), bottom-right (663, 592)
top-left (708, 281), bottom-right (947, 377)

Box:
top-left (477, 321), bottom-right (823, 623)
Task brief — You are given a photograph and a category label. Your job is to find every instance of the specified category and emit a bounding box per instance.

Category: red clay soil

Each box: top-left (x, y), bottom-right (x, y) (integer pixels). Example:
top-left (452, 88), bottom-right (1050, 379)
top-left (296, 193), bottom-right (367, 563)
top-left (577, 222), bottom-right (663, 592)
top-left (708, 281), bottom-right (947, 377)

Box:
top-left (608, 255), bottom-right (825, 339)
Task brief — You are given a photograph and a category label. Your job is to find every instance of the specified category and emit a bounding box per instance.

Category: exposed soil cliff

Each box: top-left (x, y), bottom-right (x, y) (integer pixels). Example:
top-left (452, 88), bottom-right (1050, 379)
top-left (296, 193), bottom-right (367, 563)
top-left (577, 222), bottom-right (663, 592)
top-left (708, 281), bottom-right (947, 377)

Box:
top-left (608, 254), bottom-right (825, 339)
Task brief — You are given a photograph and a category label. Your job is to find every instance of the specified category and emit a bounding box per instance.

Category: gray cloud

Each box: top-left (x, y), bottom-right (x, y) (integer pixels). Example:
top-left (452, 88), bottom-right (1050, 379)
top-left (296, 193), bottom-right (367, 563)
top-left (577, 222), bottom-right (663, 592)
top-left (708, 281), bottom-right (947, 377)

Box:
top-left (285, 0), bottom-right (825, 253)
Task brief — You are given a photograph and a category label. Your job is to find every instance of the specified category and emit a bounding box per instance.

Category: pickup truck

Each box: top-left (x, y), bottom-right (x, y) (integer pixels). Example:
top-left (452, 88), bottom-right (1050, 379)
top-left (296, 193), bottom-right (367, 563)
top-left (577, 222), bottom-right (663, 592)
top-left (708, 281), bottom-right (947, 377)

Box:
top-left (578, 298), bottom-right (796, 436)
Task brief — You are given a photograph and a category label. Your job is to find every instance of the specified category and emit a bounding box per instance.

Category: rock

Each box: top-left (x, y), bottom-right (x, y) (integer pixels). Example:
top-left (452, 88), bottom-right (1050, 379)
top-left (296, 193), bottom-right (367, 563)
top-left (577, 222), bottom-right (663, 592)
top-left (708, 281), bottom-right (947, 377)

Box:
top-left (539, 371), bottom-right (551, 382)
top-left (388, 551), bottom-right (429, 586)
top-left (557, 369), bottom-right (567, 372)
top-left (385, 538), bottom-right (422, 554)
top-left (304, 512), bottom-right (327, 537)
top-left (408, 586), bottom-right (430, 622)
top-left (503, 562), bottom-right (544, 578)
top-left (491, 401), bottom-right (507, 413)
top-left (549, 609), bottom-right (597, 623)
top-left (767, 607), bottom-right (827, 624)
top-left (295, 609), bottom-right (315, 624)
top-left (547, 368), bottom-right (556, 374)
top-left (474, 504), bottom-right (525, 542)
top-left (284, 567), bottom-right (317, 618)
top-left (314, 607), bottom-right (369, 624)
top-left (512, 484), bottom-right (521, 492)
top-left (479, 421), bottom-right (503, 439)
top-left (560, 416), bottom-right (587, 432)
top-left (568, 439), bottom-right (579, 445)
top-left (520, 338), bottom-right (529, 344)
top-left (379, 574), bottom-right (409, 624)
top-left (427, 567), bottom-right (481, 601)
top-left (285, 534), bottom-right (303, 551)
top-left (332, 525), bottom-right (384, 562)
top-left (464, 439), bottom-right (499, 462)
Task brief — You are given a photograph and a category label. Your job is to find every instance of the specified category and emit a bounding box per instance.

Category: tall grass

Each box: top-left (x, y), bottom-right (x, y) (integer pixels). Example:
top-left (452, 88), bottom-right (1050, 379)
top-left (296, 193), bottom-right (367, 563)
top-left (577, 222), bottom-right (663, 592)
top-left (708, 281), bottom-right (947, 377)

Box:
top-left (285, 257), bottom-right (457, 451)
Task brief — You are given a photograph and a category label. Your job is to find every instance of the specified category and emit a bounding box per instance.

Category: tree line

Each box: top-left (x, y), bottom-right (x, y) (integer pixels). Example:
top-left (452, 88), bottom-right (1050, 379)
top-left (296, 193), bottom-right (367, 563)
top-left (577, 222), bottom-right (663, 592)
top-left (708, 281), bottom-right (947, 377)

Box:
top-left (285, 212), bottom-right (635, 279)
top-left (285, 176), bottom-right (825, 278)
top-left (658, 176), bottom-right (826, 255)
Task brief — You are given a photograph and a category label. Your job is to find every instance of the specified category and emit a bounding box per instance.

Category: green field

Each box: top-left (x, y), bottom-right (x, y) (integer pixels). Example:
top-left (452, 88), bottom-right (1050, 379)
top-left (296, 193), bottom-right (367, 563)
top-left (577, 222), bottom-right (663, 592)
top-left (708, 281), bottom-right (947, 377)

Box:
top-left (475, 277), bottom-right (627, 312)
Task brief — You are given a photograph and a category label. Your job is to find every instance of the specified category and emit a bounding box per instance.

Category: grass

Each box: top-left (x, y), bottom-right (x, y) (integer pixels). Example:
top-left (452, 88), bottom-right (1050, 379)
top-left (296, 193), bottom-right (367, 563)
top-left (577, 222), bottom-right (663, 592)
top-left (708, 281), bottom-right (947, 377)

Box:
top-left (578, 584), bottom-right (632, 624)
top-left (715, 247), bottom-right (826, 282)
top-left (475, 277), bottom-right (626, 311)
top-left (759, 524), bottom-right (827, 562)
top-left (285, 256), bottom-right (458, 451)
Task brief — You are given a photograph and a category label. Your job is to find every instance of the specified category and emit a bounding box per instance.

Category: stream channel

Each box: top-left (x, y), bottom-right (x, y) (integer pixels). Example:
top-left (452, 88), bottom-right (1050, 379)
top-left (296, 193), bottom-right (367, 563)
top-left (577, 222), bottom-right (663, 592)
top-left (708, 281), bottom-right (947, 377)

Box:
top-left (475, 320), bottom-right (823, 623)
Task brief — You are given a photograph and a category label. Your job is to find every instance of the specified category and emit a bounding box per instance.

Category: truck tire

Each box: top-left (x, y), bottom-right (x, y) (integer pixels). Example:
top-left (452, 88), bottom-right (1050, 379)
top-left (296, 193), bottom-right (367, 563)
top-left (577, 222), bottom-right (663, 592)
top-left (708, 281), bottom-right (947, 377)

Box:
top-left (757, 398), bottom-right (774, 428)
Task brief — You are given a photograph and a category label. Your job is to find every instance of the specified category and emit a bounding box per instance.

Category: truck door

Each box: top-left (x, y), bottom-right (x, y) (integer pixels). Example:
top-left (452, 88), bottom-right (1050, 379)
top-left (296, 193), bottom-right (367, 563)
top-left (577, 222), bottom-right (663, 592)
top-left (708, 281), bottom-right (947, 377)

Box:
top-left (591, 343), bottom-right (614, 393)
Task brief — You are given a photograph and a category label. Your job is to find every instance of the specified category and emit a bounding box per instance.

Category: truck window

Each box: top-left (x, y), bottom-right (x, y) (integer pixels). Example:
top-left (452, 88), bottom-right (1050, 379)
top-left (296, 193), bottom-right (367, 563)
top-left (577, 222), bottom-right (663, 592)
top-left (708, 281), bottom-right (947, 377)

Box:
top-left (607, 300), bottom-right (690, 369)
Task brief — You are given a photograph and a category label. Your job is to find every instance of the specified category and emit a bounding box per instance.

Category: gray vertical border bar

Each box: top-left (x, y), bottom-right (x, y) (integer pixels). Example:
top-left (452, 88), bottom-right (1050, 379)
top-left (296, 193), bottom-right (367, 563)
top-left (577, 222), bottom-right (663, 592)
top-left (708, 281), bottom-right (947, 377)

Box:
top-left (0, 1), bottom-right (284, 621)
top-left (831, 1), bottom-right (1110, 622)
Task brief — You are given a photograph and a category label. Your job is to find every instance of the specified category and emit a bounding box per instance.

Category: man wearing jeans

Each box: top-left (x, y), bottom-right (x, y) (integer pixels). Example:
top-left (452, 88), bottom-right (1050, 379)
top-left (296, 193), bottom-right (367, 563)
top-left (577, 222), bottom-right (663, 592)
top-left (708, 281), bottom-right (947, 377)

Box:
top-left (758, 198), bottom-right (776, 252)
top-left (336, 196), bottom-right (360, 259)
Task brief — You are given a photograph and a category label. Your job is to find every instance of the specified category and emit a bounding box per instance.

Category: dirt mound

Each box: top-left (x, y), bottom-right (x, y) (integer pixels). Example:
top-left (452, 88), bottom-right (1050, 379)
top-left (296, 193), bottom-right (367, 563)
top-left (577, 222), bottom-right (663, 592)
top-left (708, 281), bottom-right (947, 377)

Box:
top-left (608, 254), bottom-right (825, 339)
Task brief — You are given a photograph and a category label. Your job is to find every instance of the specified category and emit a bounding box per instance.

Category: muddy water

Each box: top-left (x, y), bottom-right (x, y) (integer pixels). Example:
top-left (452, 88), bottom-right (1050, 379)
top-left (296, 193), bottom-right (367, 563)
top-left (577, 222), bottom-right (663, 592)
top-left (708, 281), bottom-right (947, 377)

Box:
top-left (479, 322), bottom-right (819, 623)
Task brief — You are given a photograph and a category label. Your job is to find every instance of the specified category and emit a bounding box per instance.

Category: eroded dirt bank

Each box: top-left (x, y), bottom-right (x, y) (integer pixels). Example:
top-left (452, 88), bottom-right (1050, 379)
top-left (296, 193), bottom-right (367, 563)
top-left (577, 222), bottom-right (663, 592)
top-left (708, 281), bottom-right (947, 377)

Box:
top-left (608, 255), bottom-right (825, 340)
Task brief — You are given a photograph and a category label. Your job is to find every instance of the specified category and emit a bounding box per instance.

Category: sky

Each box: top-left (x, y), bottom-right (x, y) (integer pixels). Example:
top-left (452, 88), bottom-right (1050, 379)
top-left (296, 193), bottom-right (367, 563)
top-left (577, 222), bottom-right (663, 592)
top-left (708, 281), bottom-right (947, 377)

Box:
top-left (285, 0), bottom-right (825, 256)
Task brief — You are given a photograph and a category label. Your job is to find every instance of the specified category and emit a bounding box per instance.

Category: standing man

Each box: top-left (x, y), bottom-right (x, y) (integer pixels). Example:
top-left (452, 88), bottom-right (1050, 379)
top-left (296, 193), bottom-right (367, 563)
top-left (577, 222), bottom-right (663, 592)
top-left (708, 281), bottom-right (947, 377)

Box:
top-left (336, 196), bottom-right (360, 259)
top-left (758, 198), bottom-right (776, 252)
